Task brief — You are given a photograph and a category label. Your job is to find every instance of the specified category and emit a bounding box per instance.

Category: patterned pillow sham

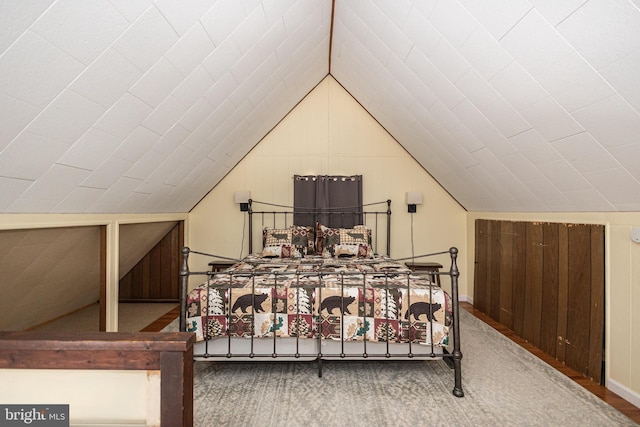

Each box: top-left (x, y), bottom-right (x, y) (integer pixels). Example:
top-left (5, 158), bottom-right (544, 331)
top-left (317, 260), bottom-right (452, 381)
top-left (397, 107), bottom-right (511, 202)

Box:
top-left (262, 226), bottom-right (315, 257)
top-left (292, 225), bottom-right (315, 255)
top-left (318, 224), bottom-right (372, 258)
top-left (262, 244), bottom-right (298, 258)
top-left (263, 228), bottom-right (292, 247)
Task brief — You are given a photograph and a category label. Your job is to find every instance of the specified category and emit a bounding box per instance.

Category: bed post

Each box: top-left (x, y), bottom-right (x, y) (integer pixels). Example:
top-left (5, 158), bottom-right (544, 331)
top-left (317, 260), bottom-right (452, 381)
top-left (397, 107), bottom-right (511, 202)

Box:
top-left (386, 199), bottom-right (391, 256)
top-left (449, 247), bottom-right (464, 397)
top-left (179, 247), bottom-right (190, 332)
top-left (248, 199), bottom-right (253, 254)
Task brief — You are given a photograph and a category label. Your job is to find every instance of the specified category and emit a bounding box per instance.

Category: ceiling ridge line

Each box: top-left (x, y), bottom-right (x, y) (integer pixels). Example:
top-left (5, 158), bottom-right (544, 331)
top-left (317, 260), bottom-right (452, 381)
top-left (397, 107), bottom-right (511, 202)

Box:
top-left (328, 0), bottom-right (336, 74)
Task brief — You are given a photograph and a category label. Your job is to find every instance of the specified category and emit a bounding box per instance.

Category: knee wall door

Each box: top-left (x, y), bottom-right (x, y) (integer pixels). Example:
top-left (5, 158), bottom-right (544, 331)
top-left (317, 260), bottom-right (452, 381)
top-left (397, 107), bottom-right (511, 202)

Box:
top-left (474, 219), bottom-right (604, 384)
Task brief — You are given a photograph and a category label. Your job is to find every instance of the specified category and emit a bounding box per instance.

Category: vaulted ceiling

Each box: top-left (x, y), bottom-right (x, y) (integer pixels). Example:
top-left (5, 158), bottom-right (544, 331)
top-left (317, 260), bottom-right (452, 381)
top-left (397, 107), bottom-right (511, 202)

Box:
top-left (1, 0), bottom-right (640, 214)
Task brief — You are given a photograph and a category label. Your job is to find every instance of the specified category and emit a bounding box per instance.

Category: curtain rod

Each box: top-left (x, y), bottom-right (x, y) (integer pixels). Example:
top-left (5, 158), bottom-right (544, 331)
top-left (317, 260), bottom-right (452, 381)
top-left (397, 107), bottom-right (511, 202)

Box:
top-left (293, 174), bottom-right (361, 181)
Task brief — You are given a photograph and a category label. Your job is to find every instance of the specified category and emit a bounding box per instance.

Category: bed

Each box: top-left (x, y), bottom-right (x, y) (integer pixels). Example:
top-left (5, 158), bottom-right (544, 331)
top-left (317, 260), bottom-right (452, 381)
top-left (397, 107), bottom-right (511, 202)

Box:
top-left (179, 200), bottom-right (464, 397)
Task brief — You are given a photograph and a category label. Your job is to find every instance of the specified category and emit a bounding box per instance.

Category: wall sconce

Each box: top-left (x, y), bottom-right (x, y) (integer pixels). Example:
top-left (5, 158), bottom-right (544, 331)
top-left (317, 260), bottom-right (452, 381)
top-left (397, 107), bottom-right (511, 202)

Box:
top-left (405, 191), bottom-right (422, 213)
top-left (234, 191), bottom-right (251, 212)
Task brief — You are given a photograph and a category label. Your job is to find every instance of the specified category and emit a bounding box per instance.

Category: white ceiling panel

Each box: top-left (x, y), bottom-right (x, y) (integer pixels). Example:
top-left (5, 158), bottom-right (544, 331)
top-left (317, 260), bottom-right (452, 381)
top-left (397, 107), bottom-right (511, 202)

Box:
top-left (608, 142), bottom-right (640, 182)
top-left (129, 57), bottom-right (184, 108)
top-left (25, 90), bottom-right (105, 144)
top-left (69, 48), bottom-right (142, 108)
top-left (600, 49), bottom-right (640, 113)
top-left (172, 66), bottom-right (214, 107)
top-left (81, 156), bottom-right (134, 190)
top-left (584, 167), bottom-right (640, 206)
top-left (428, 38), bottom-right (471, 84)
top-left (508, 129), bottom-right (562, 165)
top-left (537, 160), bottom-right (593, 193)
top-left (233, 5), bottom-right (270, 54)
top-left (1, 0), bottom-right (640, 213)
top-left (58, 127), bottom-right (122, 171)
top-left (107, 0), bottom-right (154, 23)
top-left (464, 0), bottom-right (533, 40)
top-left (489, 61), bottom-right (548, 111)
top-left (0, 132), bottom-right (68, 180)
top-left (529, 0), bottom-right (589, 27)
top-left (572, 95), bottom-right (640, 148)
top-left (111, 6), bottom-right (179, 72)
top-left (164, 23), bottom-right (216, 77)
top-left (551, 132), bottom-right (621, 174)
top-left (455, 70), bottom-right (502, 111)
top-left (500, 10), bottom-right (573, 77)
top-left (113, 126), bottom-right (161, 162)
top-left (526, 178), bottom-right (572, 211)
top-left (202, 37), bottom-right (243, 82)
top-left (402, 7), bottom-right (441, 56)
top-left (452, 100), bottom-right (492, 134)
top-left (200, 1), bottom-right (247, 47)
top-left (345, 0), bottom-right (412, 60)
top-left (535, 52), bottom-right (615, 113)
top-left (19, 164), bottom-right (90, 202)
top-left (480, 97), bottom-right (531, 138)
top-left (428, 72), bottom-right (466, 110)
top-left (556, 0), bottom-right (640, 70)
top-left (519, 96), bottom-right (584, 142)
top-left (52, 186), bottom-right (105, 213)
top-left (0, 31), bottom-right (84, 108)
top-left (0, 0), bottom-right (54, 54)
top-left (477, 126), bottom-right (518, 158)
top-left (0, 94), bottom-right (41, 150)
top-left (458, 26), bottom-right (513, 81)
top-left (563, 189), bottom-right (614, 211)
top-left (179, 98), bottom-right (215, 133)
top-left (153, 0), bottom-right (213, 36)
top-left (142, 95), bottom-right (189, 135)
top-left (429, 0), bottom-right (478, 48)
top-left (30, 0), bottom-right (129, 65)
top-left (92, 93), bottom-right (153, 140)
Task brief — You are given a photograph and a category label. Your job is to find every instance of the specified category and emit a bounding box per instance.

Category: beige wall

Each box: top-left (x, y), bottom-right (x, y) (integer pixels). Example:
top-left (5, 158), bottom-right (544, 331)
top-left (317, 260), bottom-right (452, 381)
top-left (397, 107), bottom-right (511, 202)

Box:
top-left (0, 369), bottom-right (160, 426)
top-left (467, 211), bottom-right (640, 407)
top-left (188, 76), bottom-right (469, 295)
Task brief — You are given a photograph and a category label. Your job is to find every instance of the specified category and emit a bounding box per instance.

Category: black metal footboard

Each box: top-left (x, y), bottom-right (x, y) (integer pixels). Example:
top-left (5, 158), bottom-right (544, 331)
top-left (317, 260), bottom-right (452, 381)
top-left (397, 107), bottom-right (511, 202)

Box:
top-left (179, 247), bottom-right (463, 397)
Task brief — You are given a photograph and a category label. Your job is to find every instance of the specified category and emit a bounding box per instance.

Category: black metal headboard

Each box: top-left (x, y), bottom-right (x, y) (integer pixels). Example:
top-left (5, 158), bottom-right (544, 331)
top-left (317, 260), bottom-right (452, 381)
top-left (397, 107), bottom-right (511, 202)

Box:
top-left (247, 199), bottom-right (392, 256)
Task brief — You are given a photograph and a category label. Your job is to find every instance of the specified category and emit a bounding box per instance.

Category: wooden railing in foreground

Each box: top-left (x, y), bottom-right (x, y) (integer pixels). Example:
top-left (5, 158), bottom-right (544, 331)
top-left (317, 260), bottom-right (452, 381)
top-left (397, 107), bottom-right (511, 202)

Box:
top-left (0, 331), bottom-right (195, 427)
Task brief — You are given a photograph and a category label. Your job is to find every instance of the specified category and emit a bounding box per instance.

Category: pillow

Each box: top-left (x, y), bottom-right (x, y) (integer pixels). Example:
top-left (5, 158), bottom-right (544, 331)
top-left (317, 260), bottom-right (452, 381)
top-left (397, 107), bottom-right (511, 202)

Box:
top-left (263, 228), bottom-right (292, 247)
top-left (262, 244), bottom-right (297, 258)
top-left (318, 224), bottom-right (372, 258)
top-left (291, 225), bottom-right (315, 255)
top-left (262, 226), bottom-right (314, 257)
top-left (333, 244), bottom-right (371, 258)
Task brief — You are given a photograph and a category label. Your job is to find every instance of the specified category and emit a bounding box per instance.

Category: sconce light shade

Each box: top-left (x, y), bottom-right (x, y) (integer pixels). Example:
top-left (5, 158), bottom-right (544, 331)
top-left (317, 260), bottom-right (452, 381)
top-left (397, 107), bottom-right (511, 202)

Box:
top-left (234, 191), bottom-right (251, 211)
top-left (405, 191), bottom-right (423, 205)
top-left (405, 191), bottom-right (422, 213)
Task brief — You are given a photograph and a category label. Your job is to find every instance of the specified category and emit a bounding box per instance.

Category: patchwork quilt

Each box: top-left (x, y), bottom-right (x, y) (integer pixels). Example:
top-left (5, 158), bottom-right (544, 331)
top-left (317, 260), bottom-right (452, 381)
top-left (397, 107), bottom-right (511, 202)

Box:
top-left (185, 255), bottom-right (451, 346)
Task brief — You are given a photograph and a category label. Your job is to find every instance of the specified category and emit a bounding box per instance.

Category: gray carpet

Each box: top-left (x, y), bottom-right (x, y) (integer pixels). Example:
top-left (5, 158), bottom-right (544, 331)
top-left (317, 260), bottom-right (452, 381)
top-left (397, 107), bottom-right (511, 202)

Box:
top-left (167, 310), bottom-right (637, 426)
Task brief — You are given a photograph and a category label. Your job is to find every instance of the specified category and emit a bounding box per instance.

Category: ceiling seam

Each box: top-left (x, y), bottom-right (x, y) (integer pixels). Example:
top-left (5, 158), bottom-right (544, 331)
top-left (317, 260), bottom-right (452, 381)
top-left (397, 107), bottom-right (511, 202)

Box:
top-left (328, 0), bottom-right (335, 74)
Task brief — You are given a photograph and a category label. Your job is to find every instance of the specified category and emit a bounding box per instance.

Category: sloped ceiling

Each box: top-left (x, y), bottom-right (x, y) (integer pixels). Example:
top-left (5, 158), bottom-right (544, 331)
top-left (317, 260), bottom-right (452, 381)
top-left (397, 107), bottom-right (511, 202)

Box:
top-left (1, 0), bottom-right (639, 214)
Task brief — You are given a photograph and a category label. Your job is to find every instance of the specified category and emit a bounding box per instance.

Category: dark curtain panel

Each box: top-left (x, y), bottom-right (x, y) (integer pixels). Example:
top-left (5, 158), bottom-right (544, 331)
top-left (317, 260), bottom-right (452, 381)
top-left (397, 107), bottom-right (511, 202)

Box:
top-left (293, 175), bottom-right (317, 226)
top-left (294, 175), bottom-right (363, 228)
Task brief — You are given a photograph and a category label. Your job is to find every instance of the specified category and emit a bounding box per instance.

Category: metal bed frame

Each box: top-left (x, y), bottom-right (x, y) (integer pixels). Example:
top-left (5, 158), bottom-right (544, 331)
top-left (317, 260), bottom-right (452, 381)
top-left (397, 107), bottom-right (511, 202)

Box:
top-left (179, 199), bottom-right (464, 397)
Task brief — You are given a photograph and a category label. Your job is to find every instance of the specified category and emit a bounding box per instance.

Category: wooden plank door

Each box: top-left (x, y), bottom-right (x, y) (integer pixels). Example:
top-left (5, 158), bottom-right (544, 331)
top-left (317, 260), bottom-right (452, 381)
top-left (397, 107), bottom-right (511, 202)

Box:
top-left (474, 219), bottom-right (605, 384)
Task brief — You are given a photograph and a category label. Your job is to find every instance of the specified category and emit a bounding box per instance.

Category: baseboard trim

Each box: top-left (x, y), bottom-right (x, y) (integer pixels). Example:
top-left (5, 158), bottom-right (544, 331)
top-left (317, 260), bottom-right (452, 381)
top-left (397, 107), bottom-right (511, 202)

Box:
top-left (608, 378), bottom-right (640, 409)
top-left (460, 295), bottom-right (473, 304)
